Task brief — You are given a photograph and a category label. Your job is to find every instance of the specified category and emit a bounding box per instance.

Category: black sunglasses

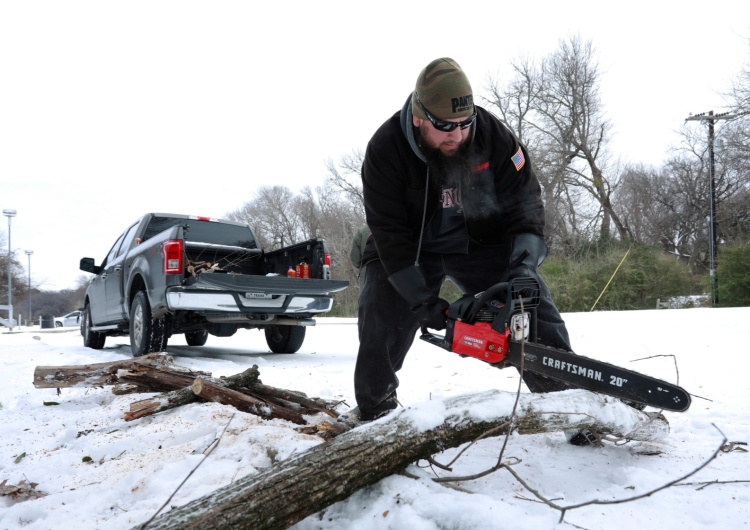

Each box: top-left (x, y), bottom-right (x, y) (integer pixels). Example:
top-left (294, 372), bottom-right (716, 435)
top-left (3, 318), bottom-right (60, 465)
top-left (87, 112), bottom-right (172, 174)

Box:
top-left (416, 94), bottom-right (476, 132)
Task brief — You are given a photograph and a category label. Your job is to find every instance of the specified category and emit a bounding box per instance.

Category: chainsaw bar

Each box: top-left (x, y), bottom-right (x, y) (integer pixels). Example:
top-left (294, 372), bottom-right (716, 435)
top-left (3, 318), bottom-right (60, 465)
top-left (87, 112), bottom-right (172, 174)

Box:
top-left (504, 341), bottom-right (691, 412)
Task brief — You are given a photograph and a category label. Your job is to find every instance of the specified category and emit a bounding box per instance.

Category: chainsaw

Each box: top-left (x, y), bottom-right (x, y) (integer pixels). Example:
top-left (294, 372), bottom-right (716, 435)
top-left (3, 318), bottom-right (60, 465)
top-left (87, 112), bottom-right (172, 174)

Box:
top-left (419, 277), bottom-right (691, 412)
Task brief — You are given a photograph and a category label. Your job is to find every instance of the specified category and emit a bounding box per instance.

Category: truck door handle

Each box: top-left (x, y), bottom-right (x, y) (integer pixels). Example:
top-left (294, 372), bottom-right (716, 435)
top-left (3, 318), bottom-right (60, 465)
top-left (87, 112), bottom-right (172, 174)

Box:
top-left (114, 265), bottom-right (122, 272)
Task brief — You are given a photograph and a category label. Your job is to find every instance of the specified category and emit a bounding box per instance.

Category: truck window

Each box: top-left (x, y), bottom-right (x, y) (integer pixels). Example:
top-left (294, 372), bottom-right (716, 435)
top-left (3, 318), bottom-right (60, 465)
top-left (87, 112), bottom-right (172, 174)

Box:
top-left (102, 231), bottom-right (127, 268)
top-left (144, 216), bottom-right (258, 249)
top-left (116, 222), bottom-right (140, 259)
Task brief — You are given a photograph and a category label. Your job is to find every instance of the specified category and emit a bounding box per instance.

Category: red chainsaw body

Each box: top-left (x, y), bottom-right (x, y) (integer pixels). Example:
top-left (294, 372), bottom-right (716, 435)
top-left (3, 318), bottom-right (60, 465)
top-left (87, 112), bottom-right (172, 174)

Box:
top-left (451, 320), bottom-right (510, 364)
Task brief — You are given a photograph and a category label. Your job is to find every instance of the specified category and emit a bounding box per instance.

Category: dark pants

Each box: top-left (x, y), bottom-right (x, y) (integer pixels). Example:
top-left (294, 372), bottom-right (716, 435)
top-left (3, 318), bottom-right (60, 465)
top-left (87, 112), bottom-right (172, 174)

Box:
top-left (354, 245), bottom-right (572, 414)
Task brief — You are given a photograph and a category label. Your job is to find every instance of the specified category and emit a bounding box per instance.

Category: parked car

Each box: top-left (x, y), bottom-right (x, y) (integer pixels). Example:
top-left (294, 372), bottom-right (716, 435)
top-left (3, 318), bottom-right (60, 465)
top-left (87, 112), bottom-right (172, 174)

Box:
top-left (55, 311), bottom-right (82, 328)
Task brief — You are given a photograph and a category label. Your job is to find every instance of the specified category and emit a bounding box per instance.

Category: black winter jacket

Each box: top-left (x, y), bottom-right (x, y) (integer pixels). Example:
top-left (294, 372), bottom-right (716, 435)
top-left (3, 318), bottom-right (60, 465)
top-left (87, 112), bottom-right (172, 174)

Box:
top-left (362, 96), bottom-right (546, 277)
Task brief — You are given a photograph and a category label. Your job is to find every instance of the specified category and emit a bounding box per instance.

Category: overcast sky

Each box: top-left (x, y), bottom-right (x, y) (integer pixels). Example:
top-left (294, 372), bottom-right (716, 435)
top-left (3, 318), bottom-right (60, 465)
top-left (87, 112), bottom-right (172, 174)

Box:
top-left (2, 1), bottom-right (749, 292)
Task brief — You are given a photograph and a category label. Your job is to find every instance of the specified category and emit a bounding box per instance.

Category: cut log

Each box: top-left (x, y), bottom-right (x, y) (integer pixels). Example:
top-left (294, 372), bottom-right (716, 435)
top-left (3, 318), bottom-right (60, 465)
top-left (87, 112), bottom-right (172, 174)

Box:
top-left (191, 378), bottom-right (306, 425)
top-left (117, 363), bottom-right (211, 392)
top-left (123, 366), bottom-right (339, 422)
top-left (33, 353), bottom-right (175, 389)
top-left (138, 389), bottom-right (670, 530)
top-left (124, 387), bottom-right (197, 421)
top-left (123, 366), bottom-right (261, 421)
top-left (249, 383), bottom-right (340, 418)
top-left (33, 356), bottom-right (338, 424)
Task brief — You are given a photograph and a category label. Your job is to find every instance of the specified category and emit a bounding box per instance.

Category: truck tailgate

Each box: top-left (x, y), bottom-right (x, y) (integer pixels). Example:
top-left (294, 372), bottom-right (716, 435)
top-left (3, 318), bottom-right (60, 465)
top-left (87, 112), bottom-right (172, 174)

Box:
top-left (184, 273), bottom-right (349, 295)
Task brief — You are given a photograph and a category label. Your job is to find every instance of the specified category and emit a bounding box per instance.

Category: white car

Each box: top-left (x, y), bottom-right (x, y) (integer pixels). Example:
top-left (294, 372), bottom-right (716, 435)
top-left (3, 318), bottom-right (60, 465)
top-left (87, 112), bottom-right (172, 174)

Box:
top-left (55, 311), bottom-right (82, 328)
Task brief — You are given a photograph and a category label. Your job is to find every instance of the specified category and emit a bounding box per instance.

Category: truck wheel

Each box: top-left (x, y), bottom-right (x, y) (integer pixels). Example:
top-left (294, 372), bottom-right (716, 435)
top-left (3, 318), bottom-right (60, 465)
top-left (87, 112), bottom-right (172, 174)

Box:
top-left (185, 330), bottom-right (208, 346)
top-left (82, 303), bottom-right (106, 349)
top-left (264, 325), bottom-right (305, 354)
top-left (130, 291), bottom-right (168, 357)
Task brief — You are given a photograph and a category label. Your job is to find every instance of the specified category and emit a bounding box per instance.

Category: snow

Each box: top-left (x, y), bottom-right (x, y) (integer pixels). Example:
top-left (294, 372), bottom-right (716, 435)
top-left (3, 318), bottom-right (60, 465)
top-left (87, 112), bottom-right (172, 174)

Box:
top-left (1, 307), bottom-right (749, 530)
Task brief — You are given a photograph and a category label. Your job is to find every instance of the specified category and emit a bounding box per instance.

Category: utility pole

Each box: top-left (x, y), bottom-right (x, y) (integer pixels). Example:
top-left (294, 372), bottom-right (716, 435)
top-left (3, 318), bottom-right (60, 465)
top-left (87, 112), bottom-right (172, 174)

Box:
top-left (685, 109), bottom-right (748, 306)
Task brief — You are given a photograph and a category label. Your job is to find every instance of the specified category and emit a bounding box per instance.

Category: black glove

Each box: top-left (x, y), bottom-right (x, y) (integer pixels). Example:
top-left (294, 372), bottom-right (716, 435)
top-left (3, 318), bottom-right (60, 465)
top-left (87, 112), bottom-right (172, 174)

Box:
top-left (506, 234), bottom-right (549, 280)
top-left (388, 265), bottom-right (448, 330)
top-left (413, 296), bottom-right (450, 330)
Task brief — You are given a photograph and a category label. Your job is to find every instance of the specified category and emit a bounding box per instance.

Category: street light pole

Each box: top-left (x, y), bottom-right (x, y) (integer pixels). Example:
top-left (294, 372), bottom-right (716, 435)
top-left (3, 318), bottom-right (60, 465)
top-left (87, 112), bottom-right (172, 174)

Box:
top-left (25, 250), bottom-right (33, 325)
top-left (3, 209), bottom-right (17, 328)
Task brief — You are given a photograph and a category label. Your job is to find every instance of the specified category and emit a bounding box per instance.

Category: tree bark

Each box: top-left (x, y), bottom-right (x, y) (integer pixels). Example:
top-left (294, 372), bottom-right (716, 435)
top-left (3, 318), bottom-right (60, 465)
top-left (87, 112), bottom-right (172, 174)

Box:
top-left (125, 387), bottom-right (198, 421)
top-left (191, 378), bottom-right (306, 425)
top-left (115, 362), bottom-right (215, 393)
top-left (138, 389), bottom-right (669, 530)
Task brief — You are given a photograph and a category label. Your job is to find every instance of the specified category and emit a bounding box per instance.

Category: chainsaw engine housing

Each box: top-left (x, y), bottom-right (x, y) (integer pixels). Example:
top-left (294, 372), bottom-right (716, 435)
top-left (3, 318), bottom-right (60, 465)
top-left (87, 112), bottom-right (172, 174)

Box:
top-left (420, 277), bottom-right (541, 364)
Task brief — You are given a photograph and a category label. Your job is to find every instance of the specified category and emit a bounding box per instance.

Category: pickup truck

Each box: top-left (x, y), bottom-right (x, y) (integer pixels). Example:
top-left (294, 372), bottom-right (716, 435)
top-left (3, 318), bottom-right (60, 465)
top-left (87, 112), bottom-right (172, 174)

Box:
top-left (79, 213), bottom-right (348, 356)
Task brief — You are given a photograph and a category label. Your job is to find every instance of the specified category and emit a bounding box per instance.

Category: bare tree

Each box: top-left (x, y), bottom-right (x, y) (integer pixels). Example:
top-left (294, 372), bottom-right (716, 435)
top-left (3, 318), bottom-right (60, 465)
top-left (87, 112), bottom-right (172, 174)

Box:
top-left (226, 186), bottom-right (302, 249)
top-left (536, 37), bottom-right (630, 241)
top-left (225, 179), bottom-right (364, 316)
top-left (324, 149), bottom-right (365, 221)
top-left (485, 36), bottom-right (632, 247)
top-left (485, 59), bottom-right (578, 252)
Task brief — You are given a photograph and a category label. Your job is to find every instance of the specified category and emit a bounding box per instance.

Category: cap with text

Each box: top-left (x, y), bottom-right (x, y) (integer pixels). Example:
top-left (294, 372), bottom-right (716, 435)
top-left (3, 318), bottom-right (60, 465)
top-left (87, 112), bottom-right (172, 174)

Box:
top-left (412, 57), bottom-right (474, 121)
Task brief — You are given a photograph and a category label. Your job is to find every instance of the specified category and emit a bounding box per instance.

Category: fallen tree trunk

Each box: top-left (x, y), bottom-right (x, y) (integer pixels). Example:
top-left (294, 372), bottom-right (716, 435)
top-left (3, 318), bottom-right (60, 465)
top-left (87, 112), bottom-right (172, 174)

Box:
top-left (138, 389), bottom-right (669, 530)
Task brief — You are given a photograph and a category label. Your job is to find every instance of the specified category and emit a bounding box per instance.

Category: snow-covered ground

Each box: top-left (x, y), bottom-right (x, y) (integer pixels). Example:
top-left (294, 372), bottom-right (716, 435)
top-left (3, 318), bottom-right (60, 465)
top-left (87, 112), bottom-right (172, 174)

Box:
top-left (1, 307), bottom-right (748, 529)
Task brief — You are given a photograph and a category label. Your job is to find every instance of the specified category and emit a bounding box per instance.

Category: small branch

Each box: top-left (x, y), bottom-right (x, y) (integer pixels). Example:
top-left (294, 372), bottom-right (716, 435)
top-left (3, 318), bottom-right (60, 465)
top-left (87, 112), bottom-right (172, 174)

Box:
top-left (630, 353), bottom-right (681, 385)
top-left (503, 424), bottom-right (730, 524)
top-left (140, 414), bottom-right (235, 530)
top-left (630, 353), bottom-right (712, 403)
top-left (431, 295), bottom-right (529, 481)
top-left (677, 479), bottom-right (750, 491)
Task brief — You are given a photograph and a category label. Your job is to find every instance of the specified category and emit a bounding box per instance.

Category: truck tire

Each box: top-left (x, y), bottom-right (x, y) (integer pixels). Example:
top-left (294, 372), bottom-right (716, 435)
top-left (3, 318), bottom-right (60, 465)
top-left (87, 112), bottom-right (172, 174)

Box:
top-left (264, 325), bottom-right (305, 354)
top-left (82, 303), bottom-right (106, 350)
top-left (185, 330), bottom-right (208, 346)
top-left (130, 291), bottom-right (168, 357)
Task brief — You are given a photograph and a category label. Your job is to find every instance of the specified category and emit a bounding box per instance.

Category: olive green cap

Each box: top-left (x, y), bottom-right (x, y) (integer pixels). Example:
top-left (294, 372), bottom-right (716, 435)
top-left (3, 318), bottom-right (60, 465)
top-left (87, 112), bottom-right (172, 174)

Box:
top-left (412, 57), bottom-right (474, 121)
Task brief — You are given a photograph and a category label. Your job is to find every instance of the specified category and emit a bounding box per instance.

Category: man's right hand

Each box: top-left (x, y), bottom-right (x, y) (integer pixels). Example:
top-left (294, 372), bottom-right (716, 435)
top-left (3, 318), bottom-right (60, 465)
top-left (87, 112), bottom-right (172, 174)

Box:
top-left (412, 296), bottom-right (449, 330)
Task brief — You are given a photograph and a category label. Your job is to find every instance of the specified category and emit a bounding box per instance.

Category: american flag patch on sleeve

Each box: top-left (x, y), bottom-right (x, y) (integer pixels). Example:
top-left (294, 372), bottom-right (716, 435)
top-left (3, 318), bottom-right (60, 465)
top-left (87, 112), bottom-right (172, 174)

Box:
top-left (511, 147), bottom-right (525, 171)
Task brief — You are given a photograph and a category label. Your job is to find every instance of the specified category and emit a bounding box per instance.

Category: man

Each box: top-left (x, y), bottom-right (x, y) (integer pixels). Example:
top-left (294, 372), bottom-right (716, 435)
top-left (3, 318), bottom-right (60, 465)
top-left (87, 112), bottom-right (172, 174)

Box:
top-left (350, 58), bottom-right (573, 425)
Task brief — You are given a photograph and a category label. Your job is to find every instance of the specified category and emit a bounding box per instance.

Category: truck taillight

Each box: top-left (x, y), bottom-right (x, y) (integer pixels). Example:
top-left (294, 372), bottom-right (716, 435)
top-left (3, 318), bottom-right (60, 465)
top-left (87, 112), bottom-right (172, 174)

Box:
top-left (163, 240), bottom-right (184, 274)
top-left (323, 253), bottom-right (331, 279)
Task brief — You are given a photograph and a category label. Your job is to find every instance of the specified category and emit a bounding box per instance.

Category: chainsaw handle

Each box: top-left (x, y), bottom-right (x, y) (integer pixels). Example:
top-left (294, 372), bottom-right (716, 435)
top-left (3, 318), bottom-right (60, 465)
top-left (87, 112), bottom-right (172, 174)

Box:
top-left (464, 281), bottom-right (510, 323)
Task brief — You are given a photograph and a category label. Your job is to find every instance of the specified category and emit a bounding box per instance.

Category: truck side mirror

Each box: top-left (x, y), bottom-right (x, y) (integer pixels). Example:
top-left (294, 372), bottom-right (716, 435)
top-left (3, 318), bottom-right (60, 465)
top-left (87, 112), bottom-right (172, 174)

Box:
top-left (80, 257), bottom-right (103, 275)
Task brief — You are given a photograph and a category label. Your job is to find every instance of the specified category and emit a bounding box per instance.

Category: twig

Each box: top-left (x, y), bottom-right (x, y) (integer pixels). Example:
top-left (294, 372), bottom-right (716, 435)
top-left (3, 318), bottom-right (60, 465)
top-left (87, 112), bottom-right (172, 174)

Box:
top-left (676, 479), bottom-right (750, 491)
top-left (630, 353), bottom-right (682, 386)
top-left (503, 424), bottom-right (730, 524)
top-left (630, 353), bottom-right (712, 403)
top-left (431, 295), bottom-right (527, 482)
top-left (140, 413), bottom-right (235, 529)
